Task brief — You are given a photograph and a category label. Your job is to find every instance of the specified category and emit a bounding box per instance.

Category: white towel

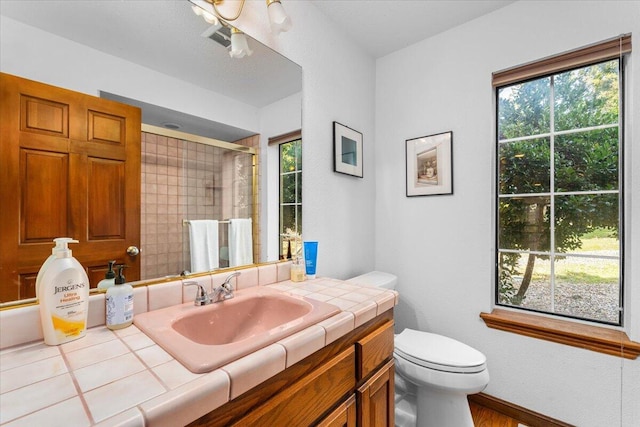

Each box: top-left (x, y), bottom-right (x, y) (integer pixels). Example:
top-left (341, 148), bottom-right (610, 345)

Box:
top-left (229, 218), bottom-right (253, 267)
top-left (188, 220), bottom-right (219, 273)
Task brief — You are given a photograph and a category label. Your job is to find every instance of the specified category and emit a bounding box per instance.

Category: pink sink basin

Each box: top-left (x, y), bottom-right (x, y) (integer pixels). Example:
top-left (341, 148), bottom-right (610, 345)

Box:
top-left (134, 286), bottom-right (341, 373)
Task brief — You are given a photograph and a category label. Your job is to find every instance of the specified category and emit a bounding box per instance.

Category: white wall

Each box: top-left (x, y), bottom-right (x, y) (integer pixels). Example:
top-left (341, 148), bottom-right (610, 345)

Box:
top-left (0, 16), bottom-right (260, 134)
top-left (232, 1), bottom-right (378, 279)
top-left (375, 1), bottom-right (639, 426)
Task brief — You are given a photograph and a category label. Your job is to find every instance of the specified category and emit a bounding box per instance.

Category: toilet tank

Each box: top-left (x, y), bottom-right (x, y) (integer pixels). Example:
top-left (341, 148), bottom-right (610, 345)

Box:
top-left (347, 271), bottom-right (397, 290)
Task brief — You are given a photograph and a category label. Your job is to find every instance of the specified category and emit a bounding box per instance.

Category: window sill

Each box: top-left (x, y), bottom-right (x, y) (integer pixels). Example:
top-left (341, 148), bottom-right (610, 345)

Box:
top-left (480, 309), bottom-right (640, 359)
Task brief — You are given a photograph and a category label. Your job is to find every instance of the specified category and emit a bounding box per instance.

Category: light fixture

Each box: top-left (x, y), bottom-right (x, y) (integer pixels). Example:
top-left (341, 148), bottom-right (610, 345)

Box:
top-left (229, 27), bottom-right (253, 58)
top-left (191, 3), bottom-right (219, 26)
top-left (266, 0), bottom-right (292, 34)
top-left (190, 0), bottom-right (291, 34)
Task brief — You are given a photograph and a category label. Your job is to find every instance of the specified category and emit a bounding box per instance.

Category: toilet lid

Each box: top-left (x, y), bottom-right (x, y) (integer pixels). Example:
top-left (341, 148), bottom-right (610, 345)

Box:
top-left (394, 329), bottom-right (486, 373)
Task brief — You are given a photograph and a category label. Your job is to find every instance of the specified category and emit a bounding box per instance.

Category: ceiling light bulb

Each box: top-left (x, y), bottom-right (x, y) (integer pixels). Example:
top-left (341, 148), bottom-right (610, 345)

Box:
top-left (191, 2), bottom-right (220, 25)
top-left (229, 28), bottom-right (253, 58)
top-left (266, 0), bottom-right (291, 34)
top-left (191, 4), bottom-right (203, 16)
top-left (202, 10), bottom-right (220, 25)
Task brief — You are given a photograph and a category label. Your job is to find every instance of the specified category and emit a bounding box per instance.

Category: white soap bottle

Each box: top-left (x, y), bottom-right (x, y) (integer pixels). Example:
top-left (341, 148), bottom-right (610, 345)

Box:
top-left (106, 265), bottom-right (134, 330)
top-left (97, 260), bottom-right (117, 290)
top-left (36, 238), bottom-right (75, 300)
top-left (38, 238), bottom-right (90, 345)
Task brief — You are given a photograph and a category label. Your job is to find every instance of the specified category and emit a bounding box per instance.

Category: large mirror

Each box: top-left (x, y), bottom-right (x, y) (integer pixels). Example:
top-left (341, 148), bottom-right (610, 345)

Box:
top-left (0, 0), bottom-right (302, 304)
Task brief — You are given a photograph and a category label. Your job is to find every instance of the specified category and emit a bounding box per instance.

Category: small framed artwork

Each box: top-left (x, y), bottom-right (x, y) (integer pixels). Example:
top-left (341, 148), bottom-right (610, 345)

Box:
top-left (333, 121), bottom-right (363, 178)
top-left (406, 131), bottom-right (453, 197)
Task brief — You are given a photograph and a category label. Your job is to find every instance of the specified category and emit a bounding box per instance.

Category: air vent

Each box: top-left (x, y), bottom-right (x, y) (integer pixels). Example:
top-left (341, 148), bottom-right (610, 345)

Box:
top-left (162, 122), bottom-right (181, 130)
top-left (201, 24), bottom-right (231, 48)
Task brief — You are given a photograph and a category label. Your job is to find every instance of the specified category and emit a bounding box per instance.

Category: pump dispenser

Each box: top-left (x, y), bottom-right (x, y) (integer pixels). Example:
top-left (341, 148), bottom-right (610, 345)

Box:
top-left (106, 265), bottom-right (134, 330)
top-left (38, 238), bottom-right (89, 345)
top-left (97, 260), bottom-right (117, 290)
top-left (36, 238), bottom-right (78, 299)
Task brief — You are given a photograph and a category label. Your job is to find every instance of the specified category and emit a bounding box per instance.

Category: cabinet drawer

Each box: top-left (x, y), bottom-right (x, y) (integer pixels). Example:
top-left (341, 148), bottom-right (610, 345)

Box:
top-left (232, 347), bottom-right (356, 427)
top-left (356, 320), bottom-right (394, 380)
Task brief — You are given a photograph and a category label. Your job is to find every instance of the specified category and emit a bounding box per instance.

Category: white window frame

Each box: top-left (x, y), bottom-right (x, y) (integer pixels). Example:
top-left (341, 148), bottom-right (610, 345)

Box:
top-left (276, 134), bottom-right (302, 260)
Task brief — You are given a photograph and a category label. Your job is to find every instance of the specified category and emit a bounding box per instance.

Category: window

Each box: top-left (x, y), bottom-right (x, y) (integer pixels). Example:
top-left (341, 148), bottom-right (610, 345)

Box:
top-left (496, 46), bottom-right (626, 325)
top-left (278, 136), bottom-right (302, 260)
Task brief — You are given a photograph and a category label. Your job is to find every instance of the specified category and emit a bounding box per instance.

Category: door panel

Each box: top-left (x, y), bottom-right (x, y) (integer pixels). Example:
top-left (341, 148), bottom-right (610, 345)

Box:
top-left (87, 158), bottom-right (125, 240)
top-left (20, 149), bottom-right (68, 243)
top-left (87, 110), bottom-right (125, 144)
top-left (0, 72), bottom-right (141, 302)
top-left (20, 95), bottom-right (69, 137)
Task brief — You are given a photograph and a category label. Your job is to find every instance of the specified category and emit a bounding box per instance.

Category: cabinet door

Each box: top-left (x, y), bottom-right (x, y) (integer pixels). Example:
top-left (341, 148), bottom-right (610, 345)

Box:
top-left (356, 320), bottom-right (394, 380)
top-left (317, 394), bottom-right (356, 427)
top-left (0, 73), bottom-right (141, 301)
top-left (357, 360), bottom-right (395, 427)
top-left (232, 347), bottom-right (356, 427)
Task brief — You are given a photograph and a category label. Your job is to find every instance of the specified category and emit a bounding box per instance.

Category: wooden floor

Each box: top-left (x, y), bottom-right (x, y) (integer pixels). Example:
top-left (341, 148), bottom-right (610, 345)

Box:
top-left (470, 401), bottom-right (526, 427)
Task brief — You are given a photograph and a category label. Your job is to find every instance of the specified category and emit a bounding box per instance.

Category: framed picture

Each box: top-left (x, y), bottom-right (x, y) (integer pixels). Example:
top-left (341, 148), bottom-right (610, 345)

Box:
top-left (406, 131), bottom-right (453, 197)
top-left (333, 121), bottom-right (363, 178)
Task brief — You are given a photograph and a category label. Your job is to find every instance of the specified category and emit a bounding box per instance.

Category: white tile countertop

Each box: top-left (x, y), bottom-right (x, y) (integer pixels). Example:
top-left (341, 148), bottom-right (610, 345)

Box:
top-left (0, 271), bottom-right (398, 427)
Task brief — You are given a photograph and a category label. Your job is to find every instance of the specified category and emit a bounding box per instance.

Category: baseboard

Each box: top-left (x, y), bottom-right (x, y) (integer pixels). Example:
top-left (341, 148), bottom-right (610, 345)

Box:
top-left (468, 393), bottom-right (575, 427)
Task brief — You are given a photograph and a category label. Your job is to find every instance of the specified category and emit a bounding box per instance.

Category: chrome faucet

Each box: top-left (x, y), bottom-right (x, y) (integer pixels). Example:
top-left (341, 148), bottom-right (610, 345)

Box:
top-left (211, 272), bottom-right (240, 303)
top-left (182, 281), bottom-right (211, 306)
top-left (183, 272), bottom-right (240, 306)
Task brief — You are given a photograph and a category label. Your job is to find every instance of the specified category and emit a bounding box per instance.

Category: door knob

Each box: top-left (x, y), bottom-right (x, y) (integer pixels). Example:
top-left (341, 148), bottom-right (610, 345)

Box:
top-left (126, 246), bottom-right (140, 257)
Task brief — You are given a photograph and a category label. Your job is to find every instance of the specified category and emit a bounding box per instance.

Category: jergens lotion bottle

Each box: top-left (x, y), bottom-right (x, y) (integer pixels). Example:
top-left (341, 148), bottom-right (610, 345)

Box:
top-left (38, 238), bottom-right (90, 345)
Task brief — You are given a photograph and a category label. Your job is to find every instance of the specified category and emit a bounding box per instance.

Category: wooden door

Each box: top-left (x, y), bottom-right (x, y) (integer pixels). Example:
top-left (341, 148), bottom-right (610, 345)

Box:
top-left (357, 360), bottom-right (395, 427)
top-left (0, 73), bottom-right (141, 302)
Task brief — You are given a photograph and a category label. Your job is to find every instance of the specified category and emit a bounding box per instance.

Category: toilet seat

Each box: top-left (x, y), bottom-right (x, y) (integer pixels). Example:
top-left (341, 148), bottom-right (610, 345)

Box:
top-left (394, 329), bottom-right (486, 374)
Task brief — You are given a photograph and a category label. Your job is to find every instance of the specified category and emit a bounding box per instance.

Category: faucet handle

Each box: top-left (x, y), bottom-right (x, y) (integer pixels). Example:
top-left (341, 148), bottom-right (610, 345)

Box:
top-left (183, 281), bottom-right (211, 306)
top-left (223, 271), bottom-right (241, 289)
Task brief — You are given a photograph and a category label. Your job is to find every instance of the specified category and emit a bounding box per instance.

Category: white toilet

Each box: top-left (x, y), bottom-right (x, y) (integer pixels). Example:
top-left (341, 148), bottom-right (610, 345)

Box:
top-left (347, 271), bottom-right (489, 427)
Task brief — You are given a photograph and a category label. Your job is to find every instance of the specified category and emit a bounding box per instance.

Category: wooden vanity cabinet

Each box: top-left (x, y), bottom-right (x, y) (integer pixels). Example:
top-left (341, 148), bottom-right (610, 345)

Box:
top-left (189, 310), bottom-right (394, 427)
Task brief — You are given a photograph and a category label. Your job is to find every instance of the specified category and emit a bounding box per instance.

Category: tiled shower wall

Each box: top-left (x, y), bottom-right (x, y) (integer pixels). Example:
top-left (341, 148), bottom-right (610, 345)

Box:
top-left (141, 132), bottom-right (258, 279)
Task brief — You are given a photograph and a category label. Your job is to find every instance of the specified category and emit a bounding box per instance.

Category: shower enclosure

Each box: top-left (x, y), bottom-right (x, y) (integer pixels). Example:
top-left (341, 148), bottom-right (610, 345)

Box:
top-left (140, 128), bottom-right (256, 279)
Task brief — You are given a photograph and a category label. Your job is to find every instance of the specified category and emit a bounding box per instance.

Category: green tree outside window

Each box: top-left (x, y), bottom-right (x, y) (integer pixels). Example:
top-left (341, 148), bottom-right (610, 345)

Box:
top-left (497, 60), bottom-right (621, 324)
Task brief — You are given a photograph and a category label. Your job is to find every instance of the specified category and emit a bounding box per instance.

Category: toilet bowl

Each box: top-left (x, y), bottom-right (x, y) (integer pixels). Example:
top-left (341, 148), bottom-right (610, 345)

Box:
top-left (347, 272), bottom-right (490, 427)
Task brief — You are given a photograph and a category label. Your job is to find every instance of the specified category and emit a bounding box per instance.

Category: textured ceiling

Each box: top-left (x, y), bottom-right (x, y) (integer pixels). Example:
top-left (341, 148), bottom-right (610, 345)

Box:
top-left (309, 0), bottom-right (516, 58)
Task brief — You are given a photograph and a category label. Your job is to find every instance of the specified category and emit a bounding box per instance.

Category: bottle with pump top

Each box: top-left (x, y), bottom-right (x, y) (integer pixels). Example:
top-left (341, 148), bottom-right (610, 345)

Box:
top-left (36, 238), bottom-right (77, 300)
top-left (38, 238), bottom-right (90, 345)
top-left (105, 265), bottom-right (134, 330)
top-left (97, 260), bottom-right (117, 290)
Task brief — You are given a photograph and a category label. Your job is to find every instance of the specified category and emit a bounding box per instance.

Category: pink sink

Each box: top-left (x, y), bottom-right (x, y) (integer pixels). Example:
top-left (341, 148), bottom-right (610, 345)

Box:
top-left (134, 286), bottom-right (341, 373)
